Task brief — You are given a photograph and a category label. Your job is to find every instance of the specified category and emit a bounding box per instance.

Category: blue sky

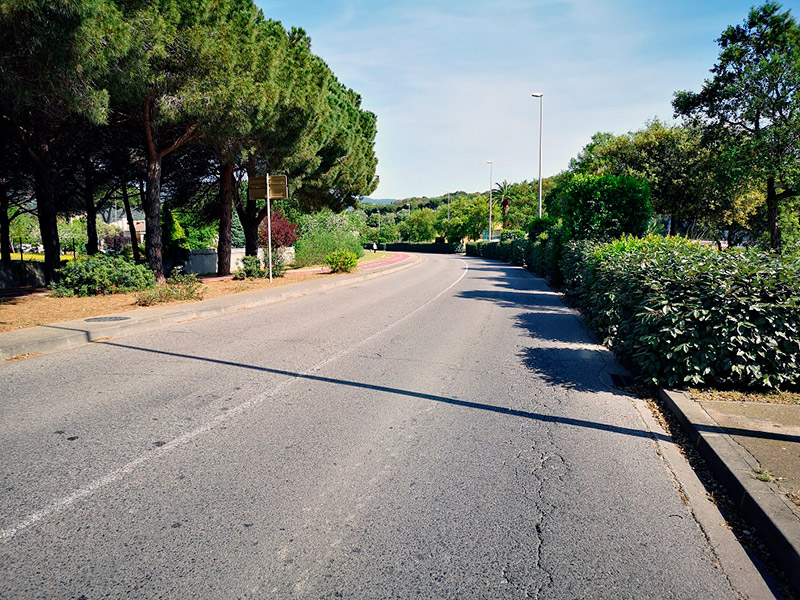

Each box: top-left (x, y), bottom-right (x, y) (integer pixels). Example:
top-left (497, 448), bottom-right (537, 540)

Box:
top-left (256, 0), bottom-right (783, 199)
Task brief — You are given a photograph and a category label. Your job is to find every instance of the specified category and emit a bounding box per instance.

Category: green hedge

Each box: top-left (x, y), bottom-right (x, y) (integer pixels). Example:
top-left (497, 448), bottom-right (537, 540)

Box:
top-left (385, 242), bottom-right (463, 254)
top-left (467, 231), bottom-right (800, 390)
top-left (563, 236), bottom-right (800, 389)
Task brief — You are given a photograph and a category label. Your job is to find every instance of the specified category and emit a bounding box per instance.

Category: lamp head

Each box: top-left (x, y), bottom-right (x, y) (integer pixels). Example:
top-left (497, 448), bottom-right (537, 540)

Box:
top-left (531, 92), bottom-right (543, 98)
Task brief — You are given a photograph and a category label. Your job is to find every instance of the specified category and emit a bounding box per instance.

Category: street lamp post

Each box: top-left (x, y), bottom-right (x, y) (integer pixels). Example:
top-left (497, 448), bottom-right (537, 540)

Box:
top-left (486, 160), bottom-right (493, 241)
top-left (532, 93), bottom-right (544, 218)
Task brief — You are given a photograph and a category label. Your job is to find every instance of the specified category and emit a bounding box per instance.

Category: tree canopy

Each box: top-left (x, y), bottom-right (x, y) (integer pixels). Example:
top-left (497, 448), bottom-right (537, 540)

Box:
top-left (0, 0), bottom-right (379, 280)
top-left (673, 1), bottom-right (800, 251)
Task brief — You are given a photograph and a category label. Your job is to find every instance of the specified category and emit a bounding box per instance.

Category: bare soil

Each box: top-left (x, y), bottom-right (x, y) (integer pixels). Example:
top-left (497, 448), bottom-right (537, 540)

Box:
top-left (1, 268), bottom-right (334, 333)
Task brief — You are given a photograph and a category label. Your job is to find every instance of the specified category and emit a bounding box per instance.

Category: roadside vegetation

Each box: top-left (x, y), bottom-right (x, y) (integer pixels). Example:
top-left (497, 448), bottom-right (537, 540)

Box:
top-left (1, 0), bottom-right (378, 284)
top-left (469, 2), bottom-right (800, 392)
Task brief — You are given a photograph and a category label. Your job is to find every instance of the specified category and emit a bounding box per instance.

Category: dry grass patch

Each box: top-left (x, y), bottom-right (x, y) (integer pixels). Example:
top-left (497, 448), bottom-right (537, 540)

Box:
top-left (689, 388), bottom-right (800, 405)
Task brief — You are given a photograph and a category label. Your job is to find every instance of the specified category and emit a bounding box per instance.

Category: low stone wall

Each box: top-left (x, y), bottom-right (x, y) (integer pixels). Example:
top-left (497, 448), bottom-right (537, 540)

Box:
top-left (0, 262), bottom-right (47, 288)
top-left (181, 248), bottom-right (294, 275)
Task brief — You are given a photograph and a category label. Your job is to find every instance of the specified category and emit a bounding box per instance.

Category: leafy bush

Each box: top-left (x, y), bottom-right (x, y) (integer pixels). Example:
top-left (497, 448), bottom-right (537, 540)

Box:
top-left (510, 239), bottom-right (527, 265)
top-left (526, 217), bottom-right (558, 239)
top-left (563, 235), bottom-right (800, 389)
top-left (326, 249), bottom-right (359, 273)
top-left (500, 229), bottom-right (526, 242)
top-left (561, 174), bottom-right (652, 241)
top-left (233, 252), bottom-right (288, 279)
top-left (525, 222), bottom-right (567, 284)
top-left (466, 241), bottom-right (513, 262)
top-left (294, 230), bottom-right (364, 267)
top-left (52, 254), bottom-right (155, 296)
top-left (135, 267), bottom-right (205, 306)
top-left (233, 255), bottom-right (265, 279)
top-left (257, 209), bottom-right (300, 249)
top-left (269, 250), bottom-right (287, 277)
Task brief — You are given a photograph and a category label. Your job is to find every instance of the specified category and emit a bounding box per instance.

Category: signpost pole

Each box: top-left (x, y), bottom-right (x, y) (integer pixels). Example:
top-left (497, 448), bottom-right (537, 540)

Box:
top-left (266, 174), bottom-right (273, 283)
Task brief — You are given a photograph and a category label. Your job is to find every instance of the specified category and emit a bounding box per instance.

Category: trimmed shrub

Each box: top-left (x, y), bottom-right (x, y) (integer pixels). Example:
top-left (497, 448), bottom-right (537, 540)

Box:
top-left (233, 255), bottom-right (265, 279)
top-left (326, 249), bottom-right (358, 273)
top-left (525, 222), bottom-right (567, 284)
top-left (510, 239), bottom-right (527, 265)
top-left (466, 241), bottom-right (512, 261)
top-left (500, 229), bottom-right (526, 242)
top-left (52, 254), bottom-right (155, 296)
top-left (526, 217), bottom-right (558, 239)
top-left (563, 235), bottom-right (800, 389)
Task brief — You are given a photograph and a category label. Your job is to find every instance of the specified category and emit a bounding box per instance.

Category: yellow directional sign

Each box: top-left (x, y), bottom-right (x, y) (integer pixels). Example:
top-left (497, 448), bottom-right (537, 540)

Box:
top-left (248, 175), bottom-right (288, 199)
top-left (269, 175), bottom-right (288, 199)
top-left (248, 176), bottom-right (267, 200)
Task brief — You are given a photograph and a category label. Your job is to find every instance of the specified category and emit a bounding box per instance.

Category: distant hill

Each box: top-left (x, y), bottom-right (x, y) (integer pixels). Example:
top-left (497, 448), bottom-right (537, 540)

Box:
top-left (361, 198), bottom-right (400, 205)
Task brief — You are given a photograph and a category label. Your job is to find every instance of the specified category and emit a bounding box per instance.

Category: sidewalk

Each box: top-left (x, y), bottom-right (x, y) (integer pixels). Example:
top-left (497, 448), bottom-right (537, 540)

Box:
top-left (661, 389), bottom-right (800, 591)
top-left (0, 253), bottom-right (419, 361)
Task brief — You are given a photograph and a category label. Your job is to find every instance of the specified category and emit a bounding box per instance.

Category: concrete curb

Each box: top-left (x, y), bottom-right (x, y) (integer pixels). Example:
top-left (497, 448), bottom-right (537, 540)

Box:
top-left (1, 254), bottom-right (422, 361)
top-left (660, 388), bottom-right (800, 590)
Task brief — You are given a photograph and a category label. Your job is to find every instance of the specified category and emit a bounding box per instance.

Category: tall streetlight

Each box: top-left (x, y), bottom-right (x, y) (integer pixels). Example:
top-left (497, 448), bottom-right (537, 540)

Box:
top-left (532, 93), bottom-right (544, 218)
top-left (486, 160), bottom-right (493, 241)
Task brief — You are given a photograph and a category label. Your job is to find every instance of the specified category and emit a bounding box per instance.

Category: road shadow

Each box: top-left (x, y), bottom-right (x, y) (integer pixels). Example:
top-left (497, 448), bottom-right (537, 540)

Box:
top-left (457, 264), bottom-right (616, 394)
top-left (458, 260), bottom-right (800, 449)
top-left (98, 340), bottom-right (671, 443)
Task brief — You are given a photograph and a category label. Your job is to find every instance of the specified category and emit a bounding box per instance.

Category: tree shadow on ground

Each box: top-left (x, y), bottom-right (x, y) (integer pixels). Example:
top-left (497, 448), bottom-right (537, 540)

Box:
top-left (99, 340), bottom-right (671, 443)
top-left (456, 262), bottom-right (619, 394)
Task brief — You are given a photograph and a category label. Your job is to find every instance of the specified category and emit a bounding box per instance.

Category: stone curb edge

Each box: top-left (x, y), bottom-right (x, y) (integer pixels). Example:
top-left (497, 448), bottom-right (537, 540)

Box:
top-left (659, 388), bottom-right (800, 590)
top-left (1, 254), bottom-right (423, 361)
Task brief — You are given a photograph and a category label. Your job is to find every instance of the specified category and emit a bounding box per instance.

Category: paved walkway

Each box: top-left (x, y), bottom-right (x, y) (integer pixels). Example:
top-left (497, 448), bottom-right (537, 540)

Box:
top-left (661, 390), bottom-right (800, 591)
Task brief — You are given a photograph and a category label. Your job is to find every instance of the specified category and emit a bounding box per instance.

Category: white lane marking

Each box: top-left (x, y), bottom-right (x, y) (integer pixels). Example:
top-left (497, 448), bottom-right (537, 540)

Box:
top-left (1, 259), bottom-right (469, 540)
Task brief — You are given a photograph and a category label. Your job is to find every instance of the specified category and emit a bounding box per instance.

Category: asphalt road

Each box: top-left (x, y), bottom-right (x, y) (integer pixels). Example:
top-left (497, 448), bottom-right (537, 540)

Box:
top-left (0, 255), bottom-right (761, 598)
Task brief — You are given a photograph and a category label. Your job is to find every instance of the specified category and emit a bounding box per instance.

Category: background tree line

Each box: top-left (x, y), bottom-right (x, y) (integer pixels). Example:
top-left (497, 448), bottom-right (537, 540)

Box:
top-left (0, 0), bottom-right (378, 282)
top-left (360, 2), bottom-right (799, 255)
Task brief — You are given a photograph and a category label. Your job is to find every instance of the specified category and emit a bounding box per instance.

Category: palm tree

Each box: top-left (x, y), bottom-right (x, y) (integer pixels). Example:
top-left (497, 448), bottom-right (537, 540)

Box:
top-left (494, 180), bottom-right (514, 219)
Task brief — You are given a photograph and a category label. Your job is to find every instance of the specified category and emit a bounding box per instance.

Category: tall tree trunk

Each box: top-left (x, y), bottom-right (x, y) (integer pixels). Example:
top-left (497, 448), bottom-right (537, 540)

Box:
top-left (243, 215), bottom-right (259, 256)
top-left (121, 183), bottom-right (140, 262)
top-left (234, 186), bottom-right (261, 256)
top-left (233, 196), bottom-right (262, 257)
top-left (238, 161), bottom-right (266, 257)
top-left (766, 177), bottom-right (781, 252)
top-left (142, 97), bottom-right (197, 281)
top-left (0, 185), bottom-right (11, 264)
top-left (144, 154), bottom-right (165, 282)
top-left (217, 161), bottom-right (234, 275)
top-left (83, 158), bottom-right (98, 255)
top-left (669, 213), bottom-right (677, 236)
top-left (31, 145), bottom-right (60, 284)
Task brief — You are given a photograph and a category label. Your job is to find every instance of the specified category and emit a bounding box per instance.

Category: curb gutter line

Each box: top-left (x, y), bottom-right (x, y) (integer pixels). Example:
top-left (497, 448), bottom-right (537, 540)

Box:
top-left (660, 388), bottom-right (800, 591)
